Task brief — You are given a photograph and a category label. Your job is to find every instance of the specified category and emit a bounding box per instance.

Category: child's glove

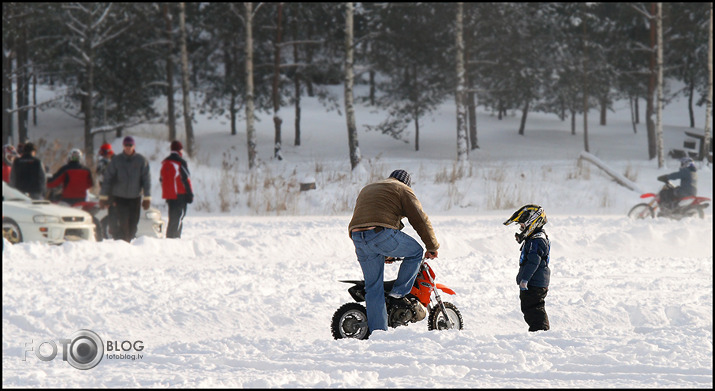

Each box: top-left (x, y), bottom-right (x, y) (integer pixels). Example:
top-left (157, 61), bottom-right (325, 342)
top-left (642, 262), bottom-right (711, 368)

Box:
top-left (519, 280), bottom-right (529, 291)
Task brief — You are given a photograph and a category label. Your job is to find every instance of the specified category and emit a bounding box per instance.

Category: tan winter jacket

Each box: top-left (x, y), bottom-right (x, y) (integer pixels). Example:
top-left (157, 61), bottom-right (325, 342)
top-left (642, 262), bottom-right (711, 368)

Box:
top-left (348, 178), bottom-right (439, 252)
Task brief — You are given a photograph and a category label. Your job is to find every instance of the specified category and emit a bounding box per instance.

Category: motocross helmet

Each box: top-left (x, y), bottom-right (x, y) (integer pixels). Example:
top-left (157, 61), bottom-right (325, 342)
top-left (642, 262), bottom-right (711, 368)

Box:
top-left (503, 204), bottom-right (547, 243)
top-left (680, 157), bottom-right (695, 170)
top-left (68, 148), bottom-right (83, 163)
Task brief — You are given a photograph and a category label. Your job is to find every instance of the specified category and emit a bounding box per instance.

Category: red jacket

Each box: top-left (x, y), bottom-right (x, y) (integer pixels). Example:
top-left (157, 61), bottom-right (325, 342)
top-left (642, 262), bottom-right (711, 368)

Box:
top-left (47, 161), bottom-right (94, 200)
top-left (161, 152), bottom-right (193, 200)
top-left (2, 160), bottom-right (11, 183)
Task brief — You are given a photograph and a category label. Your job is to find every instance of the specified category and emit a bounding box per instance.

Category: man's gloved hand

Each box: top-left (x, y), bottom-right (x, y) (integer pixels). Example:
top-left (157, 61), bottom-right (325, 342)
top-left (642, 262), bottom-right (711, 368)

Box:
top-left (515, 232), bottom-right (525, 244)
top-left (186, 193), bottom-right (194, 204)
top-left (657, 174), bottom-right (668, 183)
top-left (519, 280), bottom-right (529, 291)
top-left (142, 199), bottom-right (151, 210)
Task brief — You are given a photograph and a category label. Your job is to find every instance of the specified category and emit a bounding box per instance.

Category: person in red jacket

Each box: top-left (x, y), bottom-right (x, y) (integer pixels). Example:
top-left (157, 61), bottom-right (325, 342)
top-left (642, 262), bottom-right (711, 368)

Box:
top-left (47, 148), bottom-right (94, 205)
top-left (160, 140), bottom-right (194, 238)
top-left (2, 144), bottom-right (19, 183)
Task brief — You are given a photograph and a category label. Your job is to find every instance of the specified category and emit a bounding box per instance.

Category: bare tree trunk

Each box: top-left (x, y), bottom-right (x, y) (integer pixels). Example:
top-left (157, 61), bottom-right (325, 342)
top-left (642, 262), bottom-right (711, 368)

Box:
top-left (2, 49), bottom-right (12, 145)
top-left (16, 14), bottom-right (28, 144)
top-left (646, 2), bottom-right (657, 160)
top-left (292, 16), bottom-right (301, 146)
top-left (599, 95), bottom-right (607, 125)
top-left (272, 2), bottom-right (284, 160)
top-left (83, 25), bottom-right (95, 168)
top-left (704, 3), bottom-right (713, 163)
top-left (163, 3), bottom-right (176, 141)
top-left (468, 91), bottom-right (478, 149)
top-left (629, 96), bottom-right (638, 134)
top-left (179, 2), bottom-right (194, 157)
top-left (687, 82), bottom-right (695, 128)
top-left (455, 2), bottom-right (468, 164)
top-left (656, 2), bottom-right (664, 168)
top-left (245, 2), bottom-right (257, 169)
top-left (344, 2), bottom-right (361, 170)
top-left (518, 99), bottom-right (529, 136)
top-left (582, 7), bottom-right (589, 153)
top-left (570, 109), bottom-right (576, 135)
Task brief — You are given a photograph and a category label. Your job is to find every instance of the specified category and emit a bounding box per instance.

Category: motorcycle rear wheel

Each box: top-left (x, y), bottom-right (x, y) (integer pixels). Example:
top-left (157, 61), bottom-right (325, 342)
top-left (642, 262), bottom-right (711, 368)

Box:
top-left (331, 302), bottom-right (369, 340)
top-left (628, 203), bottom-right (654, 219)
top-left (428, 302), bottom-right (464, 331)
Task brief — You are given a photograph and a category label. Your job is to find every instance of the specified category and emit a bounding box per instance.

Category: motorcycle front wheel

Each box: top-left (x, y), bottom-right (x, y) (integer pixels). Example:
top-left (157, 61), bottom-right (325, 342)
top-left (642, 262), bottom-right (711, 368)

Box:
top-left (428, 302), bottom-right (464, 331)
top-left (628, 203), bottom-right (654, 219)
top-left (331, 302), bottom-right (369, 340)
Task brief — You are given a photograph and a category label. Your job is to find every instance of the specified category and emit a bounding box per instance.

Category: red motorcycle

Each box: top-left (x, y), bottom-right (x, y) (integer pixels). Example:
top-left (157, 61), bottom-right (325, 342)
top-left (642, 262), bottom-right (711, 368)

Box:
top-left (628, 180), bottom-right (710, 220)
top-left (331, 257), bottom-right (463, 340)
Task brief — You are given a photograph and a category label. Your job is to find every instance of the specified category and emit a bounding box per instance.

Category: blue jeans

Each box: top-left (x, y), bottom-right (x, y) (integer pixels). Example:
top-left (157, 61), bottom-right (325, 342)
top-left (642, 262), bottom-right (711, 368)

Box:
top-left (351, 228), bottom-right (424, 332)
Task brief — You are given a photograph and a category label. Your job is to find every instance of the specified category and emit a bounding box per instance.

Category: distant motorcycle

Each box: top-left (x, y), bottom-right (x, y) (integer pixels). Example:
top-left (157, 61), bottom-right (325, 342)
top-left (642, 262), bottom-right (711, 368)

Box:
top-left (331, 257), bottom-right (463, 340)
top-left (628, 180), bottom-right (710, 220)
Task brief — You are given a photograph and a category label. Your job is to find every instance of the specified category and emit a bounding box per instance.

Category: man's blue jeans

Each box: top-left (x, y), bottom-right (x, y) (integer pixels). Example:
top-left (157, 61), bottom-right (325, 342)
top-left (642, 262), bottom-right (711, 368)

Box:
top-left (351, 228), bottom-right (424, 332)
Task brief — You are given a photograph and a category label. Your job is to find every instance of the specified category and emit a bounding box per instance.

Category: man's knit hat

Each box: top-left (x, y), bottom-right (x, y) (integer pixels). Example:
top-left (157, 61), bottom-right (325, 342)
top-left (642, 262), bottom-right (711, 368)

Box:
top-left (170, 140), bottom-right (183, 151)
top-left (388, 169), bottom-right (411, 187)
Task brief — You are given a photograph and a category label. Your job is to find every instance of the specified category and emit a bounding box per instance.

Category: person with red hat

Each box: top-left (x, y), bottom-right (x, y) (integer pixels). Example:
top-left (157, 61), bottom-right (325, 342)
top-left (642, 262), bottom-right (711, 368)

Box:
top-left (160, 140), bottom-right (194, 238)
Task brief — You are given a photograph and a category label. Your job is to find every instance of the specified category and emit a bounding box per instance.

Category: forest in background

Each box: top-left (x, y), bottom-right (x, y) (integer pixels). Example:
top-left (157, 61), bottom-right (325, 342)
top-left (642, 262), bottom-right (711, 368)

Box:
top-left (2, 3), bottom-right (712, 168)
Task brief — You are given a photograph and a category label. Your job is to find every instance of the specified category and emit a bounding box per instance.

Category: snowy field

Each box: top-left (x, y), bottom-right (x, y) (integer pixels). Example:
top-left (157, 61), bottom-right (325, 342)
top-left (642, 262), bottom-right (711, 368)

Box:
top-left (2, 82), bottom-right (713, 387)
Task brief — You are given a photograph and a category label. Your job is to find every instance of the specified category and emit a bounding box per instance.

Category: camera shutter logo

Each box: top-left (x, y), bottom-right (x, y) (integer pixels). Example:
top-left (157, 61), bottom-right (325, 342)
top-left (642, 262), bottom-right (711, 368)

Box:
top-left (65, 329), bottom-right (104, 370)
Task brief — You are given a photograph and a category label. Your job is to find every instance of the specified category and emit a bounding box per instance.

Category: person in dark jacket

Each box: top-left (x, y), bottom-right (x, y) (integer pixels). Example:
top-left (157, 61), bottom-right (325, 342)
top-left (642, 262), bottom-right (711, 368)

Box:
top-left (10, 142), bottom-right (46, 200)
top-left (348, 169), bottom-right (439, 337)
top-left (99, 136), bottom-right (152, 242)
top-left (657, 157), bottom-right (698, 211)
top-left (47, 148), bottom-right (94, 205)
top-left (504, 204), bottom-right (551, 332)
top-left (160, 140), bottom-right (194, 238)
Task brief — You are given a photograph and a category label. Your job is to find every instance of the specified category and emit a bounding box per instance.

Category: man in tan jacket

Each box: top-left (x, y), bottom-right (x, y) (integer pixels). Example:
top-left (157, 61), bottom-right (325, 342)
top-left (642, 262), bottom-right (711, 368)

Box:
top-left (348, 169), bottom-right (439, 336)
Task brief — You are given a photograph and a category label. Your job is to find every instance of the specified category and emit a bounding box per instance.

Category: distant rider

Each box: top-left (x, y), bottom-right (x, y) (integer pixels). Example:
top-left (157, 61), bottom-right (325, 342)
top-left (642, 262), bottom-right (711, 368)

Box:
top-left (657, 157), bottom-right (697, 211)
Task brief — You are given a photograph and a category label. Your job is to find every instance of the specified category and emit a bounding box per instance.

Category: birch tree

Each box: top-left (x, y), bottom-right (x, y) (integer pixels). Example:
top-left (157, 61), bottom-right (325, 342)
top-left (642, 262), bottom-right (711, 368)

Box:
top-left (245, 2), bottom-right (257, 170)
top-left (178, 2), bottom-right (194, 157)
top-left (704, 3), bottom-right (712, 164)
top-left (344, 2), bottom-right (361, 171)
top-left (272, 2), bottom-right (284, 160)
top-left (656, 2), bottom-right (664, 168)
top-left (163, 3), bottom-right (176, 142)
top-left (455, 2), bottom-right (468, 164)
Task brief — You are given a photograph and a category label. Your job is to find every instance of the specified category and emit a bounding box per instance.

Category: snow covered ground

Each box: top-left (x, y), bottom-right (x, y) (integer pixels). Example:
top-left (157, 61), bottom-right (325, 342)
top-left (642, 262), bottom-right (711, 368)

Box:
top-left (2, 83), bottom-right (713, 387)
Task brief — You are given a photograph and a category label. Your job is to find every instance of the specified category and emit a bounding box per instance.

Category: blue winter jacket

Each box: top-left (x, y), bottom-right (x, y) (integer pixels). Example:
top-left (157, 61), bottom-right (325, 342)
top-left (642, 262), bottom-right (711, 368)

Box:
top-left (516, 229), bottom-right (550, 288)
top-left (666, 166), bottom-right (697, 198)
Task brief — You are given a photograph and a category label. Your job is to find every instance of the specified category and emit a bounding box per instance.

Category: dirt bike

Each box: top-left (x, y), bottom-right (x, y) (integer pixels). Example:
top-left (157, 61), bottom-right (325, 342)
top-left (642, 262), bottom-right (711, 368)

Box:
top-left (628, 180), bottom-right (710, 220)
top-left (331, 256), bottom-right (463, 340)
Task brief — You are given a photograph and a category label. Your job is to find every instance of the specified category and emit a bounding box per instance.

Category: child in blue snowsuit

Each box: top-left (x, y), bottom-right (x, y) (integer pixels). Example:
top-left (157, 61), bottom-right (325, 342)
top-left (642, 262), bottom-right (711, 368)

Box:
top-left (504, 204), bottom-right (551, 332)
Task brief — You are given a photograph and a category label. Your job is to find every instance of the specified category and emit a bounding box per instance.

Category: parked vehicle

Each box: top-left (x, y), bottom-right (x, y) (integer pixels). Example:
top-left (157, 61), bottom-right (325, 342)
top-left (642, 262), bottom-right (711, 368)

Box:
top-left (63, 193), bottom-right (164, 240)
top-left (2, 182), bottom-right (96, 245)
top-left (628, 180), bottom-right (710, 220)
top-left (331, 257), bottom-right (463, 340)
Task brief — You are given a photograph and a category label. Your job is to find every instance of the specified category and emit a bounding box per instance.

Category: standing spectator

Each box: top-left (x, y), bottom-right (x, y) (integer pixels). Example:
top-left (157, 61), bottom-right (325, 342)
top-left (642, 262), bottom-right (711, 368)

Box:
top-left (160, 140), bottom-right (194, 238)
top-left (3, 144), bottom-right (19, 183)
top-left (348, 169), bottom-right (439, 338)
top-left (99, 136), bottom-right (152, 242)
top-left (503, 204), bottom-right (551, 332)
top-left (96, 143), bottom-right (114, 188)
top-left (10, 142), bottom-right (46, 200)
top-left (47, 148), bottom-right (94, 205)
top-left (96, 142), bottom-right (117, 237)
